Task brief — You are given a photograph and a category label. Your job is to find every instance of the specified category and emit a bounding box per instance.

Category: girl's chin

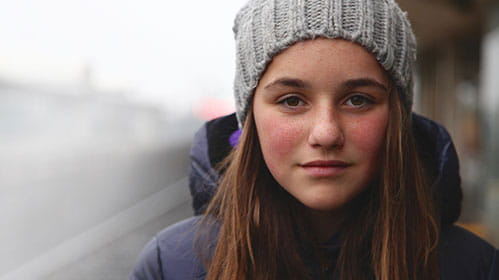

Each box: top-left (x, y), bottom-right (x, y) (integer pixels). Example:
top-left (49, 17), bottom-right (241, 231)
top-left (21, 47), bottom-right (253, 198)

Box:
top-left (299, 197), bottom-right (349, 212)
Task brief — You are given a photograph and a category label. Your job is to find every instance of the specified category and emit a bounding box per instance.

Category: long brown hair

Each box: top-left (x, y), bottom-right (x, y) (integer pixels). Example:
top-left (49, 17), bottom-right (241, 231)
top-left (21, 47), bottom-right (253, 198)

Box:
top-left (198, 87), bottom-right (440, 279)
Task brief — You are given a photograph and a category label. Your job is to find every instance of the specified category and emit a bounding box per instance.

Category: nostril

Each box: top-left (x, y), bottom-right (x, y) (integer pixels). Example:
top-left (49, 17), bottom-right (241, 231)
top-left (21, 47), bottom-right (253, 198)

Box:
top-left (307, 120), bottom-right (344, 149)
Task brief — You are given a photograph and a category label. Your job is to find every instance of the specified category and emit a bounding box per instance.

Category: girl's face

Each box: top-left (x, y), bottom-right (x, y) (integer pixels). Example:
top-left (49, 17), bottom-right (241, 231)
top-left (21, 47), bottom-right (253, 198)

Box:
top-left (253, 38), bottom-right (390, 213)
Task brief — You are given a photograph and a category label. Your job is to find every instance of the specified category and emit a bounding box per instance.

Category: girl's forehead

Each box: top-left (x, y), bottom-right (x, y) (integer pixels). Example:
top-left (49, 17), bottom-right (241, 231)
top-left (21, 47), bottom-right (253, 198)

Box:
top-left (259, 38), bottom-right (390, 89)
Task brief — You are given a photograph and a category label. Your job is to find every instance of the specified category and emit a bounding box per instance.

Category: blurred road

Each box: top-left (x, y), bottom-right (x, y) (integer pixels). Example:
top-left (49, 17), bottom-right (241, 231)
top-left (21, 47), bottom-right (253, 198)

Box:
top-left (0, 128), bottom-right (199, 280)
top-left (46, 197), bottom-right (192, 280)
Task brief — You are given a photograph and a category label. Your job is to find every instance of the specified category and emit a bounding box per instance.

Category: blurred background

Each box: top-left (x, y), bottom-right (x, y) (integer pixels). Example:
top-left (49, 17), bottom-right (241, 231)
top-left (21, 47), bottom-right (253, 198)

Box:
top-left (0, 0), bottom-right (498, 279)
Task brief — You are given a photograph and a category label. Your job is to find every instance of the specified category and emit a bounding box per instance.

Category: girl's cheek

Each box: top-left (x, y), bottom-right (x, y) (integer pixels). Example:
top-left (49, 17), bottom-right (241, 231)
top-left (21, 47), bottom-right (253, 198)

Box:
top-left (348, 113), bottom-right (388, 153)
top-left (258, 115), bottom-right (304, 164)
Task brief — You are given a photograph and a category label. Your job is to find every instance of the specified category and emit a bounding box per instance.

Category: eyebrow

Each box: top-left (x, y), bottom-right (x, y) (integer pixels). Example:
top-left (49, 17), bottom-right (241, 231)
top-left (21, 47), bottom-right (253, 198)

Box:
top-left (263, 77), bottom-right (388, 92)
top-left (264, 77), bottom-right (311, 90)
top-left (342, 78), bottom-right (389, 92)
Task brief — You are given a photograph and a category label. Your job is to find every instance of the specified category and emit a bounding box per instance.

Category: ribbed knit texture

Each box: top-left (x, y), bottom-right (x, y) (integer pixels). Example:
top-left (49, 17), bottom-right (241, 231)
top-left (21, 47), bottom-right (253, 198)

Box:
top-left (233, 0), bottom-right (417, 126)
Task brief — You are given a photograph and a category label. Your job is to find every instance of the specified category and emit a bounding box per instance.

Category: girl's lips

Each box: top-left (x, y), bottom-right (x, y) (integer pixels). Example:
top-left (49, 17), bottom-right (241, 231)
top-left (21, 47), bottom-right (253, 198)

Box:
top-left (300, 160), bottom-right (351, 177)
top-left (301, 160), bottom-right (350, 167)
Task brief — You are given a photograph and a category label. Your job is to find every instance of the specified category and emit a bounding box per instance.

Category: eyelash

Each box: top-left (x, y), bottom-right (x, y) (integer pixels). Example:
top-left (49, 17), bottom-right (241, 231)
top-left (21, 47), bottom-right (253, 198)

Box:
top-left (276, 93), bottom-right (374, 110)
top-left (277, 95), bottom-right (306, 108)
top-left (344, 94), bottom-right (374, 108)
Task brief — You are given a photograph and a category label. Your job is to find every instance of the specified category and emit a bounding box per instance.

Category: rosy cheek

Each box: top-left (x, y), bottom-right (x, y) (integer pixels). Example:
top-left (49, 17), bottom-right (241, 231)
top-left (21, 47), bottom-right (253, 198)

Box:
top-left (348, 113), bottom-right (388, 155)
top-left (257, 115), bottom-right (303, 171)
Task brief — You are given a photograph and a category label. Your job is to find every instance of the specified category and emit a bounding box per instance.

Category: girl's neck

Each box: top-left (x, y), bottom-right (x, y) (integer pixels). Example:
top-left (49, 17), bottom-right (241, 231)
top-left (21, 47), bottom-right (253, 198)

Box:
top-left (307, 208), bottom-right (346, 242)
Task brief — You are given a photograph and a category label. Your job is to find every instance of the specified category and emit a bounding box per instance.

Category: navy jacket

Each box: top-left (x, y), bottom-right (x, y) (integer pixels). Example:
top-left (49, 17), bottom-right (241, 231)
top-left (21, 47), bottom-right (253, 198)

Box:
top-left (131, 113), bottom-right (498, 280)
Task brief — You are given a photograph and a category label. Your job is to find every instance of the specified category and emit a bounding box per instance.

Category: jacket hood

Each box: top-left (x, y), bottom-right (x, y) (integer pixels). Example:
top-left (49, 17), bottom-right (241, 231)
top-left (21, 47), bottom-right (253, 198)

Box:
top-left (411, 113), bottom-right (462, 223)
top-left (188, 113), bottom-right (462, 224)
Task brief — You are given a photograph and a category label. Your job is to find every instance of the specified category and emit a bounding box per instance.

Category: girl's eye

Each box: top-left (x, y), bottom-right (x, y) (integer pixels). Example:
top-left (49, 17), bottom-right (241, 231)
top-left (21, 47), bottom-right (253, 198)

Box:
top-left (279, 96), bottom-right (304, 107)
top-left (345, 95), bottom-right (371, 108)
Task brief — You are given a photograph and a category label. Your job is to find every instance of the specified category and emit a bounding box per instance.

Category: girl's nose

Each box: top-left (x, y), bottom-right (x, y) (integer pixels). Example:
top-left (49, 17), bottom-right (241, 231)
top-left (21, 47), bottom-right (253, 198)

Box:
top-left (307, 109), bottom-right (344, 150)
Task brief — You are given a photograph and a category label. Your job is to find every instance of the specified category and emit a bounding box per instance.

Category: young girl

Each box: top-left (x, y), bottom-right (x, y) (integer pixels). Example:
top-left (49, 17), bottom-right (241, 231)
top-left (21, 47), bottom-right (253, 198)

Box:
top-left (132, 0), bottom-right (498, 279)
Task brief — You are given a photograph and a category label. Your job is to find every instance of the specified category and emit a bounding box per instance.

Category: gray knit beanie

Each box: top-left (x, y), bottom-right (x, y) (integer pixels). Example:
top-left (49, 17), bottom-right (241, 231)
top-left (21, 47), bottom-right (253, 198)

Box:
top-left (233, 0), bottom-right (416, 126)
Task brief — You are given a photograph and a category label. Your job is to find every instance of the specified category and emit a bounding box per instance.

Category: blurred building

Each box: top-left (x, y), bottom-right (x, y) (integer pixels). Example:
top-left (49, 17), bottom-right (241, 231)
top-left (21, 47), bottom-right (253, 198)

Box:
top-left (481, 0), bottom-right (499, 246)
top-left (0, 82), bottom-right (198, 279)
top-left (399, 0), bottom-right (499, 245)
top-left (0, 83), bottom-right (169, 149)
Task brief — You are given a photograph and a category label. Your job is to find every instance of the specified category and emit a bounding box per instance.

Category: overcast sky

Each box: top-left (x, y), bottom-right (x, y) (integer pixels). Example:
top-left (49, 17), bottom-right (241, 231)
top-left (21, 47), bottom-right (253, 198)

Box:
top-left (0, 0), bottom-right (248, 114)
